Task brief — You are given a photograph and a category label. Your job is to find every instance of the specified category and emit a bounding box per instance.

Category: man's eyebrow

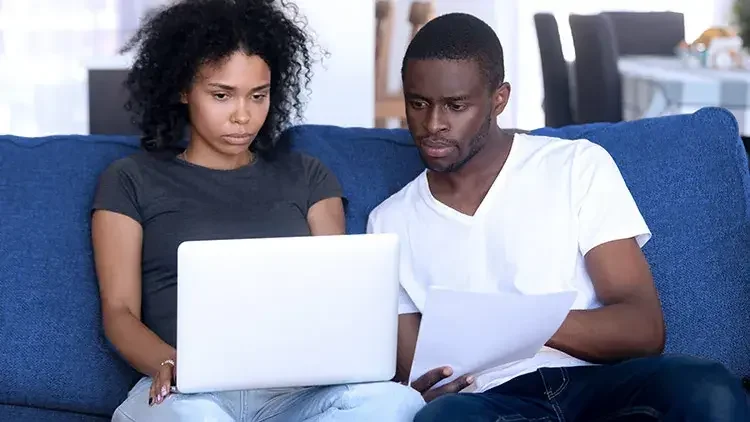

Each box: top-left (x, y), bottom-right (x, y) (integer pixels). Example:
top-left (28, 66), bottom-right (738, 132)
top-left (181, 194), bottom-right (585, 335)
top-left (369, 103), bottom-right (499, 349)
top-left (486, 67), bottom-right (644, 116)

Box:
top-left (404, 92), bottom-right (471, 102)
top-left (404, 92), bottom-right (428, 99)
top-left (443, 95), bottom-right (470, 101)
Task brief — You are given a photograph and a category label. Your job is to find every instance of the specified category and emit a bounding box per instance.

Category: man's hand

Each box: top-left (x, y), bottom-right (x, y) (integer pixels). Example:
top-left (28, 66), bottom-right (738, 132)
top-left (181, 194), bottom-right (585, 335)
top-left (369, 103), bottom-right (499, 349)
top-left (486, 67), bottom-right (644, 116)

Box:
top-left (410, 366), bottom-right (474, 402)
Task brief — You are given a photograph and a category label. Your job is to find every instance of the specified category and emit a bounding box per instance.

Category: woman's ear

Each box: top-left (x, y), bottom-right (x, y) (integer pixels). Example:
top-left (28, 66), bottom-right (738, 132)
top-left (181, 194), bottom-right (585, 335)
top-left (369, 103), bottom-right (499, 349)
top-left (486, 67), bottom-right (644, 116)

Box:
top-left (180, 91), bottom-right (188, 104)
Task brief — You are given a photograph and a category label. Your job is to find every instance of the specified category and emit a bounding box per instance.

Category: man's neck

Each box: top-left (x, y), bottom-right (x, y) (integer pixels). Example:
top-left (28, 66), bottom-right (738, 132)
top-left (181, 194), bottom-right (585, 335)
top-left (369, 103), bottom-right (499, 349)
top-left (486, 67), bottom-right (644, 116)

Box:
top-left (429, 128), bottom-right (514, 192)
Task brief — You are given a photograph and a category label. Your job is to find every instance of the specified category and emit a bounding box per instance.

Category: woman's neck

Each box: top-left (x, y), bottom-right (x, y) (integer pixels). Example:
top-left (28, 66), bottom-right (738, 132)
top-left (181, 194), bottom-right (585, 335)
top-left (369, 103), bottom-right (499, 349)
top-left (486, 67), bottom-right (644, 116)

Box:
top-left (181, 143), bottom-right (254, 170)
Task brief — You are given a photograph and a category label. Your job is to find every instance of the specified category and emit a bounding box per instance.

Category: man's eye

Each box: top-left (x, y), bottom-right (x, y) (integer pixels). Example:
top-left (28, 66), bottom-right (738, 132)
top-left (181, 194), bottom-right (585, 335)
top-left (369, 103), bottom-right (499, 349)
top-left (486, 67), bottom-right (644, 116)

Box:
top-left (213, 93), bottom-right (229, 101)
top-left (448, 103), bottom-right (466, 111)
top-left (410, 100), bottom-right (427, 109)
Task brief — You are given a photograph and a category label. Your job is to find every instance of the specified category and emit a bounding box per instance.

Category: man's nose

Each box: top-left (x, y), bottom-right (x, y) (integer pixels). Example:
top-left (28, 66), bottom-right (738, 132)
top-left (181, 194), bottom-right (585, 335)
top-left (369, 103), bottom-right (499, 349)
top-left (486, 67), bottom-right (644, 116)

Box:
top-left (424, 106), bottom-right (448, 134)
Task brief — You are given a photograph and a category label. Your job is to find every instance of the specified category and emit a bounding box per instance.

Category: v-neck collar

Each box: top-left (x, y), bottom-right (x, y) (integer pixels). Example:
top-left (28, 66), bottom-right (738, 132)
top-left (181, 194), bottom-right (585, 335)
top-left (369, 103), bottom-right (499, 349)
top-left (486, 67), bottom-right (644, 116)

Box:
top-left (419, 136), bottom-right (520, 224)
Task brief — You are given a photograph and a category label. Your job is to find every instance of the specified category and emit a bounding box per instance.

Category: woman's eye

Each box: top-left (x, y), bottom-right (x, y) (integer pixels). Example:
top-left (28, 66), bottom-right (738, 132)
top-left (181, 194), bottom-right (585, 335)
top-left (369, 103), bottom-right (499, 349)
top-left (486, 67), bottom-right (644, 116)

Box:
top-left (252, 93), bottom-right (268, 101)
top-left (213, 93), bottom-right (229, 101)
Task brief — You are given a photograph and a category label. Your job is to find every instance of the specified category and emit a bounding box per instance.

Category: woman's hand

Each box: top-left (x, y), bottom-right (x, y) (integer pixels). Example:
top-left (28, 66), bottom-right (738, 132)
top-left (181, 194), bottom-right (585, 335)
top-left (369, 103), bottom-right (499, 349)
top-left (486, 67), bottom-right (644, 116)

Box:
top-left (149, 360), bottom-right (176, 406)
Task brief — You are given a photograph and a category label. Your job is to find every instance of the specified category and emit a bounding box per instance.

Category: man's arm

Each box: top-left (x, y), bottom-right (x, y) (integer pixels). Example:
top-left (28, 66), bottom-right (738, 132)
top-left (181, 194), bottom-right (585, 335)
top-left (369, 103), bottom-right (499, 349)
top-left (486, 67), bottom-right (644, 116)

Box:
top-left (395, 313), bottom-right (421, 383)
top-left (546, 237), bottom-right (665, 363)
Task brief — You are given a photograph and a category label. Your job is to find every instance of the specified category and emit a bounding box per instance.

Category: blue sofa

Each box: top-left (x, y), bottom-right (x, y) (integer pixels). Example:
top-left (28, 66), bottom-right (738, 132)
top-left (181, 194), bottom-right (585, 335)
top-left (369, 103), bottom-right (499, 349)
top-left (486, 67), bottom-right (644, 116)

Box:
top-left (1, 107), bottom-right (748, 420)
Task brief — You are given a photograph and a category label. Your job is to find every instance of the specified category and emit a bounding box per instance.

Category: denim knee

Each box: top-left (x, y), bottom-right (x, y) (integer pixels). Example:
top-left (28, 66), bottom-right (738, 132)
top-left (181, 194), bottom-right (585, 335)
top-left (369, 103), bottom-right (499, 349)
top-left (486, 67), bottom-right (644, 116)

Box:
top-left (354, 381), bottom-right (425, 417)
top-left (414, 394), bottom-right (474, 422)
top-left (657, 355), bottom-right (748, 417)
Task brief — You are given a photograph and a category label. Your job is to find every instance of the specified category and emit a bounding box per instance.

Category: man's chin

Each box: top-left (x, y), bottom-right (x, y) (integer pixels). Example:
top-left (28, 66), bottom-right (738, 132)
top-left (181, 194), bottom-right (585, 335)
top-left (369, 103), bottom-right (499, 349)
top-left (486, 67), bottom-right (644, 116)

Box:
top-left (420, 156), bottom-right (455, 173)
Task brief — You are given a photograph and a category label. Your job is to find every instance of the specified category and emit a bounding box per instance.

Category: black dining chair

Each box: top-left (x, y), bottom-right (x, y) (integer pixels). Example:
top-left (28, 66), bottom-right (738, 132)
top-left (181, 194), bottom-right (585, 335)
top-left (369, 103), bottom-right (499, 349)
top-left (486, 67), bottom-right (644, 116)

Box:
top-left (569, 14), bottom-right (623, 124)
top-left (602, 11), bottom-right (685, 56)
top-left (88, 69), bottom-right (141, 136)
top-left (534, 13), bottom-right (575, 128)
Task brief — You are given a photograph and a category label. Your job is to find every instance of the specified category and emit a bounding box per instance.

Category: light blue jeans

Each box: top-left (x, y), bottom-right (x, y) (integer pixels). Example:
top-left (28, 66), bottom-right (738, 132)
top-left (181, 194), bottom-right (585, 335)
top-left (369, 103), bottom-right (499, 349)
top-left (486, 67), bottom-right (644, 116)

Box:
top-left (112, 377), bottom-right (425, 421)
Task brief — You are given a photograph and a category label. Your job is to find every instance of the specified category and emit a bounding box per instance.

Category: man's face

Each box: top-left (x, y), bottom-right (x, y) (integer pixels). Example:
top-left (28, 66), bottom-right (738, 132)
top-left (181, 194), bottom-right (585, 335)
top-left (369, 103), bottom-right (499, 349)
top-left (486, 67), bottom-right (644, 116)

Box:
top-left (403, 59), bottom-right (509, 172)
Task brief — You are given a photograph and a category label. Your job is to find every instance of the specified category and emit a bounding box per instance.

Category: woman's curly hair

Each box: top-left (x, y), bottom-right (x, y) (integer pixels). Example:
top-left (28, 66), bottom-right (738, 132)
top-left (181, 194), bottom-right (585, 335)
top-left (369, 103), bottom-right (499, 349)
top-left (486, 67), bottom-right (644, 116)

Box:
top-left (120, 0), bottom-right (320, 155)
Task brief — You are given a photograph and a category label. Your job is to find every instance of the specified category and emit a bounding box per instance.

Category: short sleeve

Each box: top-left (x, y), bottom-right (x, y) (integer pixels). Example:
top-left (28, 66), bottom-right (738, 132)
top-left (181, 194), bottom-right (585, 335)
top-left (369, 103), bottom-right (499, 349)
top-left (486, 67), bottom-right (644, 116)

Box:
top-left (367, 211), bottom-right (420, 314)
top-left (91, 158), bottom-right (143, 223)
top-left (575, 143), bottom-right (651, 256)
top-left (302, 154), bottom-right (345, 208)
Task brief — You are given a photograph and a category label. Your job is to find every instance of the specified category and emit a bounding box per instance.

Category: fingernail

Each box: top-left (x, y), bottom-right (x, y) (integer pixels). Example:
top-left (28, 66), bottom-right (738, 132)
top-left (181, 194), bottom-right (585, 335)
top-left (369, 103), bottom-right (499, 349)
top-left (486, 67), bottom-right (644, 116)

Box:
top-left (161, 386), bottom-right (168, 396)
top-left (443, 367), bottom-right (452, 376)
top-left (467, 376), bottom-right (475, 383)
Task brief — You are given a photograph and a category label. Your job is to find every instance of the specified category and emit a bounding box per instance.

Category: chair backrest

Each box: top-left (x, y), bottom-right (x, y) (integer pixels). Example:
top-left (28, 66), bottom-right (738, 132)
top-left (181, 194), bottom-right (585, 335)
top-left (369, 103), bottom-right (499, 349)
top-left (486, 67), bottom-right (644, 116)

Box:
top-left (569, 14), bottom-right (622, 123)
top-left (88, 69), bottom-right (140, 136)
top-left (603, 11), bottom-right (685, 56)
top-left (534, 13), bottom-right (574, 128)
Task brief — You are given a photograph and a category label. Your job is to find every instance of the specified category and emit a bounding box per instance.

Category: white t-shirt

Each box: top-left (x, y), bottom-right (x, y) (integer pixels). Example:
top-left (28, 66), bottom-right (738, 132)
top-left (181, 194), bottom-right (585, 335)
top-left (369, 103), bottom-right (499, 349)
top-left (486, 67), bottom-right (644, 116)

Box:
top-left (367, 133), bottom-right (652, 393)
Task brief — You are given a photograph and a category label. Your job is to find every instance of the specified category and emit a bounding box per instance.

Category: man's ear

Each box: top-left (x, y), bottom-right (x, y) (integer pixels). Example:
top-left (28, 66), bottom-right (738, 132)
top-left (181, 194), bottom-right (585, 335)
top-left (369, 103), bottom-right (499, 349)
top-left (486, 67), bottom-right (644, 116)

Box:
top-left (492, 82), bottom-right (511, 117)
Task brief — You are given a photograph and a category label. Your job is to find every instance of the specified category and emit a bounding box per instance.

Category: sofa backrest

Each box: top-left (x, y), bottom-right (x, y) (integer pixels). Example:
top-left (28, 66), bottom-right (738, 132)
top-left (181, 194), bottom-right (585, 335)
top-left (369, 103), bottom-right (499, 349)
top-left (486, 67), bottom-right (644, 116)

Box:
top-left (0, 135), bottom-right (141, 415)
top-left (288, 107), bottom-right (750, 379)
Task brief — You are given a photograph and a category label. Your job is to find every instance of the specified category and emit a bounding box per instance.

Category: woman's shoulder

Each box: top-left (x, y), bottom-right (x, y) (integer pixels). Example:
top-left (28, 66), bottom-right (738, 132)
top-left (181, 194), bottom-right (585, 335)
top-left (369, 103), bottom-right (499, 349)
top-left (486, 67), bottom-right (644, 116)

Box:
top-left (101, 150), bottom-right (177, 177)
top-left (264, 150), bottom-right (329, 174)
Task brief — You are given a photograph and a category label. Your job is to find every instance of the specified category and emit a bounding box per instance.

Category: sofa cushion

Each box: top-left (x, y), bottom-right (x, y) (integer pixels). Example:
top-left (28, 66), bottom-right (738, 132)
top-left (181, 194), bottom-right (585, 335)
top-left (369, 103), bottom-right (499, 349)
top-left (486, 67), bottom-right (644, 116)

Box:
top-left (286, 107), bottom-right (750, 379)
top-left (0, 135), bottom-right (141, 415)
top-left (0, 404), bottom-right (107, 422)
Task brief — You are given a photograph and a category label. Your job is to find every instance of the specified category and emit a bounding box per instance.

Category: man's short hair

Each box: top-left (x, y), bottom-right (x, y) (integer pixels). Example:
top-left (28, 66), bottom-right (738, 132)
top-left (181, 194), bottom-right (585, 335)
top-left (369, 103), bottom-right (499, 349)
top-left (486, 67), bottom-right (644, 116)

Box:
top-left (402, 12), bottom-right (505, 90)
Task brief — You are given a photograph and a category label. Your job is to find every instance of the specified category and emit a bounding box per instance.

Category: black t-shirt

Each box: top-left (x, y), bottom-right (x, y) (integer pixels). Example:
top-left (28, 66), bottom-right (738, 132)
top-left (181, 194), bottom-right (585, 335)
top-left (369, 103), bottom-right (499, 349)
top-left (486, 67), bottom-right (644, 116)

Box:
top-left (92, 150), bottom-right (344, 348)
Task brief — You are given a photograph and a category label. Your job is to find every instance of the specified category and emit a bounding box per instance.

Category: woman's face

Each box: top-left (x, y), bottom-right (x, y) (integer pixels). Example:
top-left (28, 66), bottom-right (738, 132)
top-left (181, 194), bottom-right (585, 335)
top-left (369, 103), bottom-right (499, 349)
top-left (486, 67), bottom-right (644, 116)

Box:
top-left (182, 51), bottom-right (271, 156)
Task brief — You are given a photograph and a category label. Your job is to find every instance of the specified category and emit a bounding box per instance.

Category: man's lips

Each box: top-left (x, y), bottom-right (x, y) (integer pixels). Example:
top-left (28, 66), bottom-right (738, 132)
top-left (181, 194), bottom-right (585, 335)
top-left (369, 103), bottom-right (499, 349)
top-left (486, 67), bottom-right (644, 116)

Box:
top-left (420, 140), bottom-right (454, 158)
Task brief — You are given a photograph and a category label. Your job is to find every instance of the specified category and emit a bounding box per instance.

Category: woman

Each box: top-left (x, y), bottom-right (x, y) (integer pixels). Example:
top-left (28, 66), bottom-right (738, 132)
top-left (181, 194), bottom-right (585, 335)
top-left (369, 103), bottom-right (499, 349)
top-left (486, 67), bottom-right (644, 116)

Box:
top-left (91, 0), bottom-right (424, 420)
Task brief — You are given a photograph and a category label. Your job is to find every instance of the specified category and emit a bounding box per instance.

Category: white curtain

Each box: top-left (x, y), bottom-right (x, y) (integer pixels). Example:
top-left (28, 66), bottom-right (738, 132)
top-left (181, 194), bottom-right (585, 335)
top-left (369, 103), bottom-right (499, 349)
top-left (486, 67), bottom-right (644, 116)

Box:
top-left (0, 0), bottom-right (167, 136)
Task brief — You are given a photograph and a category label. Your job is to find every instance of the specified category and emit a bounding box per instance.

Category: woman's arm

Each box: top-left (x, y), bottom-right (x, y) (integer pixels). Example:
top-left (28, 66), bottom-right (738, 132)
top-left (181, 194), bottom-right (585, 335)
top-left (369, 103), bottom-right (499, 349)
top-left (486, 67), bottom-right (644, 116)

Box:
top-left (307, 197), bottom-right (345, 236)
top-left (92, 210), bottom-right (176, 375)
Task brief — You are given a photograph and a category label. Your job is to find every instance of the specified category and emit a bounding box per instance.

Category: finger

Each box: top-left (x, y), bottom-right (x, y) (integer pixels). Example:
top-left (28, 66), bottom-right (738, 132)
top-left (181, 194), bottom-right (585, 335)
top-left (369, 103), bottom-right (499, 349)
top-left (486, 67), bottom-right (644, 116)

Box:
top-left (431, 375), bottom-right (474, 398)
top-left (155, 370), bottom-right (172, 404)
top-left (410, 366), bottom-right (452, 393)
top-left (156, 378), bottom-right (170, 404)
top-left (148, 377), bottom-right (157, 406)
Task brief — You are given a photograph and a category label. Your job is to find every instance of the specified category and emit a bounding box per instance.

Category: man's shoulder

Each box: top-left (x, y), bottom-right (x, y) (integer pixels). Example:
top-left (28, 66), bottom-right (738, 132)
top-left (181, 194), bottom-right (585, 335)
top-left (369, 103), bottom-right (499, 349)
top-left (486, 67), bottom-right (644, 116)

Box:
top-left (368, 171), bottom-right (425, 227)
top-left (518, 132), bottom-right (598, 153)
top-left (516, 133), bottom-right (610, 169)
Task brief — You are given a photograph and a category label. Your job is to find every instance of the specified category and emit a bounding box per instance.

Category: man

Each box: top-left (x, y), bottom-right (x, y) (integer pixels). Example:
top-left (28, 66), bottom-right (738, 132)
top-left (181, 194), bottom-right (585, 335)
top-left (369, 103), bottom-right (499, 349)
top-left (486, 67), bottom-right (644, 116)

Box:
top-left (367, 12), bottom-right (749, 422)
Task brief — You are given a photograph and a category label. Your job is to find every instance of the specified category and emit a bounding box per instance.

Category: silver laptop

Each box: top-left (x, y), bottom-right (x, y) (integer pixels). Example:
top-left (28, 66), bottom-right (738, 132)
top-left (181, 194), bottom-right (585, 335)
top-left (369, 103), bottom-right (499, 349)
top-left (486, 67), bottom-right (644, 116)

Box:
top-left (175, 233), bottom-right (400, 394)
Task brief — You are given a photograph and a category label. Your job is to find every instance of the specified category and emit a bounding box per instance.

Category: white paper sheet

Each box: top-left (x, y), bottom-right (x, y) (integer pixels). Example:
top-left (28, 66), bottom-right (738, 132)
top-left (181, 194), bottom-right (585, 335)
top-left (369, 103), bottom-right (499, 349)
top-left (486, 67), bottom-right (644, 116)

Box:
top-left (409, 287), bottom-right (577, 389)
